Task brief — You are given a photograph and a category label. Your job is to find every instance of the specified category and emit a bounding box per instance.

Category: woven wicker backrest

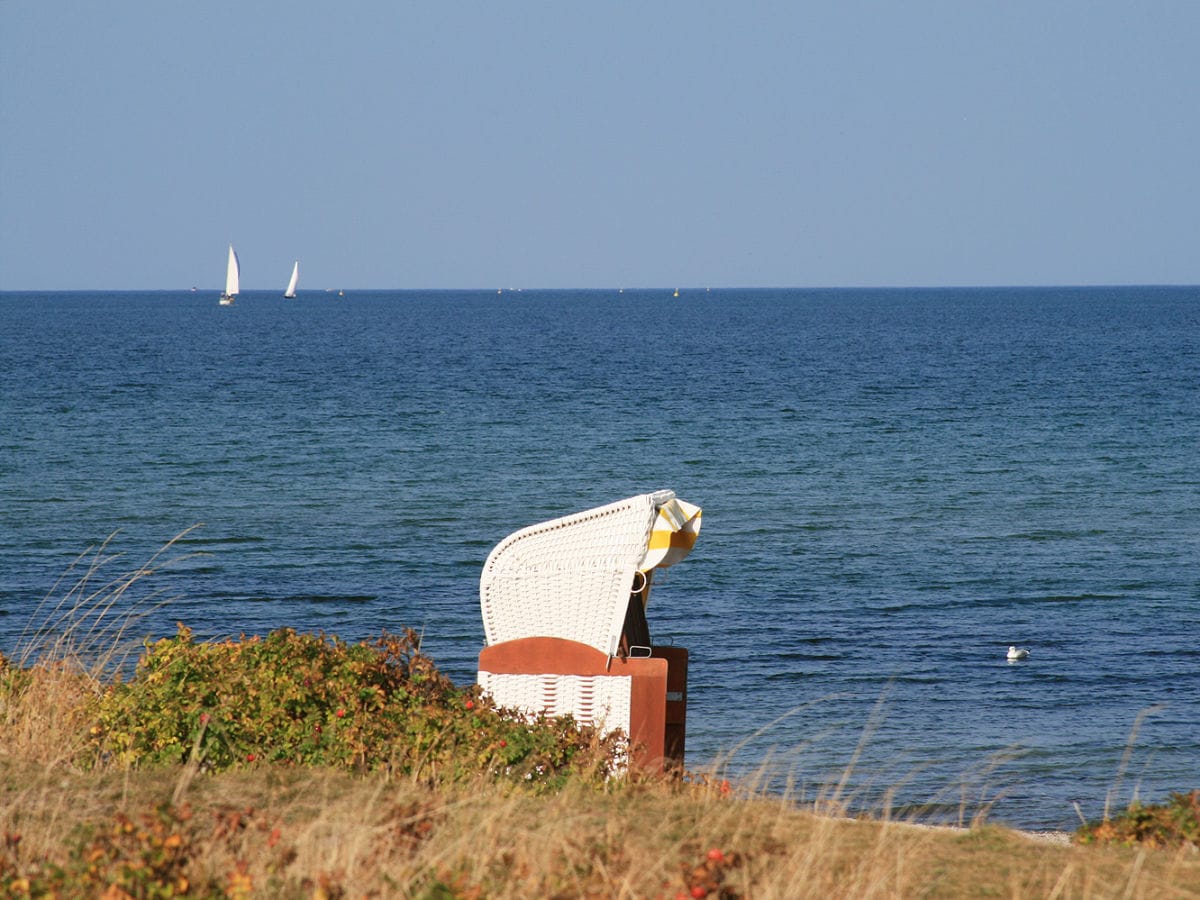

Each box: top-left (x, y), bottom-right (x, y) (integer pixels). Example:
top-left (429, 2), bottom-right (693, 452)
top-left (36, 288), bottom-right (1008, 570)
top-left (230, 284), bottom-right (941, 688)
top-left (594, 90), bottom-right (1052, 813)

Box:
top-left (480, 491), bottom-right (674, 657)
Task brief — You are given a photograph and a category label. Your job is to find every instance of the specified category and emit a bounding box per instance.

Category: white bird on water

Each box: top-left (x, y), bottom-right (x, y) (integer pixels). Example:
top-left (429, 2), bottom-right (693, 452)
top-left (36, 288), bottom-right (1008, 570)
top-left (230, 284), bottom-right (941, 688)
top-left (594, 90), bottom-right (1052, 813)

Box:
top-left (1007, 645), bottom-right (1030, 661)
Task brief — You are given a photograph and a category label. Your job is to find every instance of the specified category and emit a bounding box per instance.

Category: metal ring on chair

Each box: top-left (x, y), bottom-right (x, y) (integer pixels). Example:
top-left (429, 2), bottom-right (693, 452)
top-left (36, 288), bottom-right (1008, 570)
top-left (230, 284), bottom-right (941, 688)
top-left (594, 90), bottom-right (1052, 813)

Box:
top-left (631, 570), bottom-right (647, 594)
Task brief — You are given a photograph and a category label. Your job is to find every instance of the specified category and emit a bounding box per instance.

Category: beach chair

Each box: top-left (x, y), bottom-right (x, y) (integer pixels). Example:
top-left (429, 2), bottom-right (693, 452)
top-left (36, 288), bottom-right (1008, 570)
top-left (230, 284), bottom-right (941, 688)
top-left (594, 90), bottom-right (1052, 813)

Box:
top-left (477, 490), bottom-right (701, 770)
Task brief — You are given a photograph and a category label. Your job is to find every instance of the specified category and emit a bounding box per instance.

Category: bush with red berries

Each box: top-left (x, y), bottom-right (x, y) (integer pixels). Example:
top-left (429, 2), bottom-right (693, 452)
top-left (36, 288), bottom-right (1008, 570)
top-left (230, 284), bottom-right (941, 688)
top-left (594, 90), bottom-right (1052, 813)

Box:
top-left (664, 846), bottom-right (745, 899)
top-left (1076, 790), bottom-right (1200, 849)
top-left (87, 625), bottom-right (622, 787)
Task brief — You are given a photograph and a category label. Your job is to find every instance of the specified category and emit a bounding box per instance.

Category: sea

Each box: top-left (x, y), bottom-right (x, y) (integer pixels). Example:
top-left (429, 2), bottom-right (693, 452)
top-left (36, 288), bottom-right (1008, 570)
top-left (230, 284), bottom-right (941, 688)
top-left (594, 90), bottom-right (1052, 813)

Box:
top-left (1, 286), bottom-right (1197, 832)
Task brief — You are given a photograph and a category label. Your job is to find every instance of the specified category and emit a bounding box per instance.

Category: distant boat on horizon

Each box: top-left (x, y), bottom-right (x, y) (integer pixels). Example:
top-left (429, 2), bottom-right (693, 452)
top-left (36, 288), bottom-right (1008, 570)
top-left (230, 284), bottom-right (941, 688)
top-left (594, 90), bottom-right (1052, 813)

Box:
top-left (219, 244), bottom-right (240, 306)
top-left (284, 261), bottom-right (299, 298)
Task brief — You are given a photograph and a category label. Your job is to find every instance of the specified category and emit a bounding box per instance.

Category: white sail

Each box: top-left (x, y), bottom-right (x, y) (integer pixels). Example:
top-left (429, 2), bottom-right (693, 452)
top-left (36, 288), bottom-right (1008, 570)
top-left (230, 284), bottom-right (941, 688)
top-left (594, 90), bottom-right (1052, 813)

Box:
top-left (284, 261), bottom-right (299, 298)
top-left (222, 244), bottom-right (240, 301)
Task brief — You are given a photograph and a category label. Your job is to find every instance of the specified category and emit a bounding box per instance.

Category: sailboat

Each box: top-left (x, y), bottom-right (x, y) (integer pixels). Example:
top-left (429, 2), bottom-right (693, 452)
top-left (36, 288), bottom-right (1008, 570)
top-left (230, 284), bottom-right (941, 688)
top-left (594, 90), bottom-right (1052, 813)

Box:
top-left (219, 244), bottom-right (240, 306)
top-left (284, 261), bottom-right (299, 298)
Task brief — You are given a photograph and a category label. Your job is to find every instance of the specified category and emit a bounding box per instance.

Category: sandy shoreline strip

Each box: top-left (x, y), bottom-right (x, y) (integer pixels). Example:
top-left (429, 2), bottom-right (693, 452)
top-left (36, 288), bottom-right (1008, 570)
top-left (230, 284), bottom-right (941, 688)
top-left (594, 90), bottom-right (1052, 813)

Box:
top-left (870, 819), bottom-right (1073, 845)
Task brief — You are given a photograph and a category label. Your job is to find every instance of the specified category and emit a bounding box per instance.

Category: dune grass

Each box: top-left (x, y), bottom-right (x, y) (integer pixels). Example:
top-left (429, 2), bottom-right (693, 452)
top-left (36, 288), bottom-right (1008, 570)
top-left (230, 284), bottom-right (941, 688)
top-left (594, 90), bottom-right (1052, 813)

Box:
top-left (1, 538), bottom-right (1197, 898)
top-left (4, 759), bottom-right (1198, 898)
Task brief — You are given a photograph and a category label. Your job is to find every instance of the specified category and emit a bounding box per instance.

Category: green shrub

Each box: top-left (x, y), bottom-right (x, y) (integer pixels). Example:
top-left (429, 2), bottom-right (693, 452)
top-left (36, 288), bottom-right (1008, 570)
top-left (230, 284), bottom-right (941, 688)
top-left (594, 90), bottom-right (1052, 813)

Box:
top-left (88, 625), bottom-right (622, 787)
top-left (1076, 790), bottom-right (1200, 849)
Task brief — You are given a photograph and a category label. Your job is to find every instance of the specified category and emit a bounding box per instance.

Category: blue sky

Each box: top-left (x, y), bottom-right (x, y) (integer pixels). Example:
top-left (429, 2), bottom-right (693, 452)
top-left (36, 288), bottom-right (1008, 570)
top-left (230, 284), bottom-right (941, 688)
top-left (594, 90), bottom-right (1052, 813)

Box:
top-left (2, 2), bottom-right (1198, 290)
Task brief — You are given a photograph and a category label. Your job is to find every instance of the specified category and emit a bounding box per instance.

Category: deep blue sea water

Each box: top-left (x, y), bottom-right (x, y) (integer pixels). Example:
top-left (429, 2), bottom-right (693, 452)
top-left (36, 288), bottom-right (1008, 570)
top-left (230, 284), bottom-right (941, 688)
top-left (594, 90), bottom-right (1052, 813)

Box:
top-left (2, 286), bottom-right (1197, 830)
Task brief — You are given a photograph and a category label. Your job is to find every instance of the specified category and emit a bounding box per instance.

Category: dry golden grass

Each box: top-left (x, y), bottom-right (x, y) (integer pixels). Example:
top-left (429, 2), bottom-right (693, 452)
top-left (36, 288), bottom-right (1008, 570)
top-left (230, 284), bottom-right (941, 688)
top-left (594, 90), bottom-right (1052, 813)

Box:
top-left (2, 759), bottom-right (1198, 898)
top-left (2, 531), bottom-right (196, 770)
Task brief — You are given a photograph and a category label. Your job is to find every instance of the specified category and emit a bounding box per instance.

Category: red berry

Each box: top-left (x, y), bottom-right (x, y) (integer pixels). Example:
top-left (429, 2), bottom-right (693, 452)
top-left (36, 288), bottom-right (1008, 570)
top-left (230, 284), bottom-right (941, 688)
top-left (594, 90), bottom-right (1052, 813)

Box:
top-left (690, 887), bottom-right (707, 899)
top-left (336, 708), bottom-right (346, 718)
top-left (706, 848), bottom-right (724, 863)
top-left (499, 739), bottom-right (507, 748)
top-left (465, 699), bottom-right (474, 710)
top-left (246, 753), bottom-right (256, 762)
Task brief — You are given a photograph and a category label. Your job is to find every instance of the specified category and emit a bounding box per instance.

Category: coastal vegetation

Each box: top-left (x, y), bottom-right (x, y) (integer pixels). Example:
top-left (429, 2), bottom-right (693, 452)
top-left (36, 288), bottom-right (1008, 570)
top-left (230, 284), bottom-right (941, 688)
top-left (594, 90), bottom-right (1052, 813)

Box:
top-left (1, 543), bottom-right (1197, 897)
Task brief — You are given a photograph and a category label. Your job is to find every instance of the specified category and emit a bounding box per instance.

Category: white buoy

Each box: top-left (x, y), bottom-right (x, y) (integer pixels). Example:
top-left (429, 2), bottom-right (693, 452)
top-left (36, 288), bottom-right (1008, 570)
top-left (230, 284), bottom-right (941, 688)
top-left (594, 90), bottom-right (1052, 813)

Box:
top-left (1007, 645), bottom-right (1030, 661)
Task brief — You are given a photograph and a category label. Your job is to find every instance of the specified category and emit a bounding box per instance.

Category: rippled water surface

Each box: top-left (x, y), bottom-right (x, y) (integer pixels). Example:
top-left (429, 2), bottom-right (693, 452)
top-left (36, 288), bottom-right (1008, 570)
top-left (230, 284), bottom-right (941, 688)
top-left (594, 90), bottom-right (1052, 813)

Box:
top-left (2, 286), bottom-right (1197, 829)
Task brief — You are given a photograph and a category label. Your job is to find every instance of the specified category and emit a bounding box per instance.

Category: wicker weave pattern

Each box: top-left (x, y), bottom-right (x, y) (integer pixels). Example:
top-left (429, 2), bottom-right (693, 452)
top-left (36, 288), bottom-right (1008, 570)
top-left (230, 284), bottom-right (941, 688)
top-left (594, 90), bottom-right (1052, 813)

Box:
top-left (480, 491), bottom-right (674, 657)
top-left (477, 671), bottom-right (633, 733)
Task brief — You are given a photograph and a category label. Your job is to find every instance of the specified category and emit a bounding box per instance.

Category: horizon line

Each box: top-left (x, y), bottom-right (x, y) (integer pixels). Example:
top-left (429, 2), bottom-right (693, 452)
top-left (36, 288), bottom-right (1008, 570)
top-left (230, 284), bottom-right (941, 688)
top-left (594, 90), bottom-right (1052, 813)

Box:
top-left (2, 282), bottom-right (1197, 295)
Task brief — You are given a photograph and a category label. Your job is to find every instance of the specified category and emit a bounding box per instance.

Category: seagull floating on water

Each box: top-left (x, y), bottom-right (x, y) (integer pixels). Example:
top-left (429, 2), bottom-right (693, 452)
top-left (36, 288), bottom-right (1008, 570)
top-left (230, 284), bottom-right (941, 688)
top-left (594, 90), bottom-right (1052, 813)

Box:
top-left (1007, 645), bottom-right (1030, 661)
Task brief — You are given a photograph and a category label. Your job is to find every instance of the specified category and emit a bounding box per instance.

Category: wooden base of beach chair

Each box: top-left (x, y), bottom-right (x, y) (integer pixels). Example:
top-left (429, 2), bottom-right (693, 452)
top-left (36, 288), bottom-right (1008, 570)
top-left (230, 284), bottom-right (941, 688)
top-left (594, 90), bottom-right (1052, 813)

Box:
top-left (478, 636), bottom-right (688, 772)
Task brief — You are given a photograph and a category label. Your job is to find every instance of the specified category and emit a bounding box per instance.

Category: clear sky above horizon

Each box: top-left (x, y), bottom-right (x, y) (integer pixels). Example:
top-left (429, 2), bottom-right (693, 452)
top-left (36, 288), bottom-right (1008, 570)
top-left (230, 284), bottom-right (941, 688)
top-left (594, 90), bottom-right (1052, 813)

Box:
top-left (2, 2), bottom-right (1198, 291)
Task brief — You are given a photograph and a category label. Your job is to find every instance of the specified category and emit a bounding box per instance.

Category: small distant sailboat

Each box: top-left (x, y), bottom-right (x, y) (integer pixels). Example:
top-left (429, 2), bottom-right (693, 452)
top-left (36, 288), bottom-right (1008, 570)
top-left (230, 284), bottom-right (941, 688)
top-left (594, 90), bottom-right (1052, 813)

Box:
top-left (284, 261), bottom-right (299, 299)
top-left (219, 244), bottom-right (240, 306)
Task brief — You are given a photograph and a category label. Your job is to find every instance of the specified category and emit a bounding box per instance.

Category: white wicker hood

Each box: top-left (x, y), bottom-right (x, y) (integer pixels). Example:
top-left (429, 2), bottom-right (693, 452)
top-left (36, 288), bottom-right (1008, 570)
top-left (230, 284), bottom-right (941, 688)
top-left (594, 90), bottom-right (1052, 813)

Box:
top-left (479, 491), bottom-right (702, 658)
